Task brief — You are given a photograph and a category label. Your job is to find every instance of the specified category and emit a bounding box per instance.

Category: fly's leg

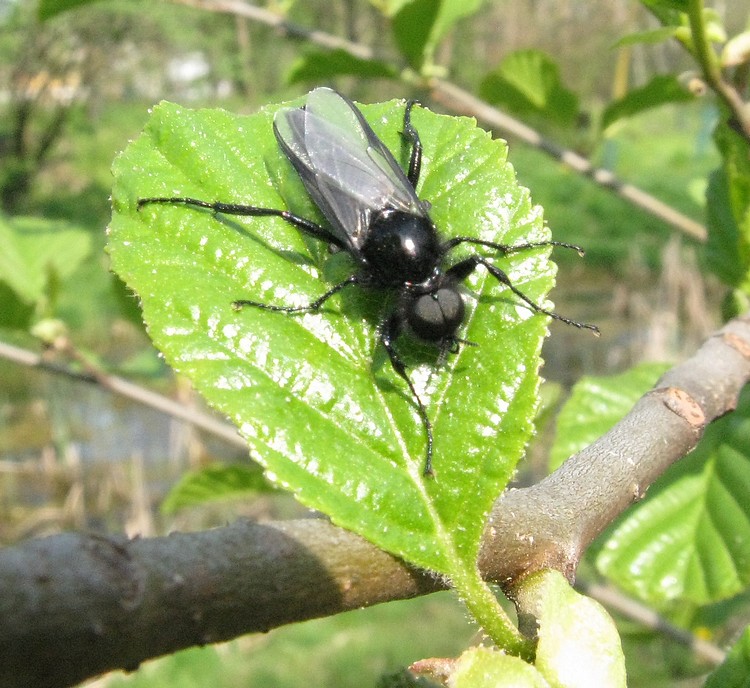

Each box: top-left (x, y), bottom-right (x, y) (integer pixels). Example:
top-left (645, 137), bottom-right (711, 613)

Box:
top-left (137, 196), bottom-right (348, 250)
top-left (442, 235), bottom-right (586, 257)
top-left (401, 100), bottom-right (422, 189)
top-left (446, 256), bottom-right (600, 334)
top-left (138, 196), bottom-right (358, 312)
top-left (232, 275), bottom-right (359, 313)
top-left (380, 313), bottom-right (434, 476)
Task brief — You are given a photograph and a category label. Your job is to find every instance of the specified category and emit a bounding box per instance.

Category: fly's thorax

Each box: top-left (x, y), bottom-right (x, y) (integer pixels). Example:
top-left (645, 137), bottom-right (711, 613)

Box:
top-left (361, 209), bottom-right (441, 285)
top-left (404, 285), bottom-right (466, 342)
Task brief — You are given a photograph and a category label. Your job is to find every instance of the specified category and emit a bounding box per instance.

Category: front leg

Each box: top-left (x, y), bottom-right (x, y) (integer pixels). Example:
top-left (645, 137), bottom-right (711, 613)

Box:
top-left (137, 196), bottom-right (349, 251)
top-left (441, 235), bottom-right (586, 257)
top-left (401, 100), bottom-right (423, 189)
top-left (380, 312), bottom-right (434, 476)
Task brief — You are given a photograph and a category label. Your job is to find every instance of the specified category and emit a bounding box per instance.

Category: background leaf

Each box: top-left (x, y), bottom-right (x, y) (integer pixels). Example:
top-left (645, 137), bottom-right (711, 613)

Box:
top-left (392, 0), bottom-right (483, 70)
top-left (161, 463), bottom-right (277, 514)
top-left (704, 626), bottom-right (750, 688)
top-left (708, 122), bottom-right (750, 299)
top-left (553, 364), bottom-right (750, 607)
top-left (613, 26), bottom-right (687, 48)
top-left (391, 0), bottom-right (440, 70)
top-left (601, 75), bottom-right (695, 130)
top-left (705, 167), bottom-right (746, 288)
top-left (108, 95), bottom-right (556, 580)
top-left (0, 214), bottom-right (92, 307)
top-left (480, 50), bottom-right (579, 127)
top-left (37, 0), bottom-right (104, 20)
top-left (285, 50), bottom-right (397, 85)
top-left (640, 0), bottom-right (689, 18)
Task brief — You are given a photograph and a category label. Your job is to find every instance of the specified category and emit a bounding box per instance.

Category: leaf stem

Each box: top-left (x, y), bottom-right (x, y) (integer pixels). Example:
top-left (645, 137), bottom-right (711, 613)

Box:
top-left (686, 0), bottom-right (750, 141)
top-left (686, 0), bottom-right (720, 84)
top-left (453, 566), bottom-right (535, 660)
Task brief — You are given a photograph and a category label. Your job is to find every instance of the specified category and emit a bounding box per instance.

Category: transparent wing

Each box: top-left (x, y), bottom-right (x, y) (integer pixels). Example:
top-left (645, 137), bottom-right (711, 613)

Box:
top-left (273, 87), bottom-right (426, 251)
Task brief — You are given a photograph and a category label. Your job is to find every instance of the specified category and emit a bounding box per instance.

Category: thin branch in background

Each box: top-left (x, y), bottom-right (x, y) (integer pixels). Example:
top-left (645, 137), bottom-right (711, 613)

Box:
top-left (429, 79), bottom-right (707, 242)
top-left (171, 0), bottom-right (374, 60)
top-left (166, 0), bottom-right (708, 243)
top-left (1, 313), bottom-right (748, 688)
top-left (0, 339), bottom-right (246, 449)
top-left (579, 582), bottom-right (726, 667)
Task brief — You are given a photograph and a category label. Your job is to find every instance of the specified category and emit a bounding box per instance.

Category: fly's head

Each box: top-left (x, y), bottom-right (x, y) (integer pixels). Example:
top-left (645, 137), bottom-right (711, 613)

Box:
top-left (405, 284), bottom-right (466, 345)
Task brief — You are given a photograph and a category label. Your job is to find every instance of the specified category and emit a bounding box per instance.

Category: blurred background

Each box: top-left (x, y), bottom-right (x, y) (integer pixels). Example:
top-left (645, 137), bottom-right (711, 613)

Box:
top-left (1, 1), bottom-right (741, 685)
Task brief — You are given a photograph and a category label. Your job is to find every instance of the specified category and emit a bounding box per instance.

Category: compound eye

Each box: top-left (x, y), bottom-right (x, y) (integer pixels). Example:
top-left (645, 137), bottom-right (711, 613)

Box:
top-left (408, 288), bottom-right (465, 341)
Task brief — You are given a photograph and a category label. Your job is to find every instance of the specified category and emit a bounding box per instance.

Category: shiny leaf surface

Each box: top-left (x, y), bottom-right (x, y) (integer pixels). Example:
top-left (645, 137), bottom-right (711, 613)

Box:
top-left (109, 96), bottom-right (555, 578)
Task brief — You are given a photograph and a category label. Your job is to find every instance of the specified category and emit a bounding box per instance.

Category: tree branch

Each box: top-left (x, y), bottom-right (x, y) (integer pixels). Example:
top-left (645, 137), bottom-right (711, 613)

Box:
top-left (2, 314), bottom-right (749, 688)
top-left (482, 314), bottom-right (750, 583)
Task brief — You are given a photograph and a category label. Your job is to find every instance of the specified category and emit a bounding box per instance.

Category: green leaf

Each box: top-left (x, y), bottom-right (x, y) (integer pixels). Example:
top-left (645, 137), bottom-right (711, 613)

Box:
top-left (613, 26), bottom-right (687, 48)
top-left (601, 75), bottom-right (694, 130)
top-left (0, 218), bottom-right (31, 304)
top-left (438, 574), bottom-right (629, 686)
top-left (161, 463), bottom-right (277, 514)
top-left (392, 0), bottom-right (440, 70)
top-left (704, 625), bottom-right (750, 687)
top-left (450, 647), bottom-right (550, 687)
top-left (480, 51), bottom-right (579, 127)
top-left (109, 96), bottom-right (557, 644)
top-left (286, 49), bottom-right (397, 85)
top-left (0, 214), bottom-right (92, 308)
top-left (705, 167), bottom-right (746, 289)
top-left (708, 122), bottom-right (750, 299)
top-left (392, 0), bottom-right (483, 70)
top-left (0, 284), bottom-right (34, 329)
top-left (641, 0), bottom-right (688, 15)
top-left (38, 0), bottom-right (104, 20)
top-left (636, 4), bottom-right (725, 48)
top-left (514, 570), bottom-right (627, 688)
top-left (427, 0), bottom-right (484, 45)
top-left (550, 362), bottom-right (670, 472)
top-left (597, 388), bottom-right (750, 606)
top-left (637, 1), bottom-right (690, 43)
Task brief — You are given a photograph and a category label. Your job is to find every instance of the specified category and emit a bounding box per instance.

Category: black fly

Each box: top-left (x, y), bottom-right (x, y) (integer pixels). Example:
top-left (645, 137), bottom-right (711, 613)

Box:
top-left (138, 87), bottom-right (598, 476)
